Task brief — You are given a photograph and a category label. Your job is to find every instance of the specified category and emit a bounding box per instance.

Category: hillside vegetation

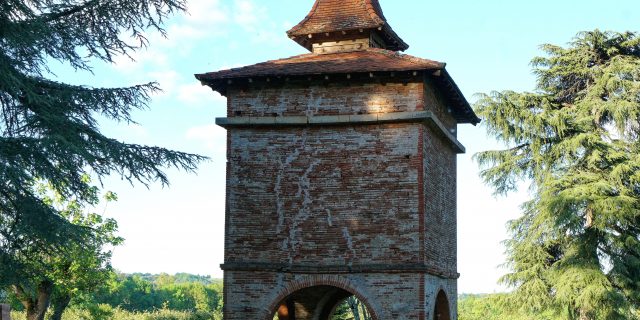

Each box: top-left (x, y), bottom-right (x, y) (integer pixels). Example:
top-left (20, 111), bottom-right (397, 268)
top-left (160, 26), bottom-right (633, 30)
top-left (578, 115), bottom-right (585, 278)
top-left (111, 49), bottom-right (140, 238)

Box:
top-left (4, 273), bottom-right (588, 319)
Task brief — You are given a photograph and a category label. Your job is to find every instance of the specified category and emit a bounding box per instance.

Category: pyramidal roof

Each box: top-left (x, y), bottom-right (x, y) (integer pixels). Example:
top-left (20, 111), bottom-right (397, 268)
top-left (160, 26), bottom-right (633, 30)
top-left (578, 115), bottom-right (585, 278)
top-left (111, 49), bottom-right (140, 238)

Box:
top-left (195, 48), bottom-right (480, 124)
top-left (287, 0), bottom-right (409, 52)
top-left (195, 1), bottom-right (481, 125)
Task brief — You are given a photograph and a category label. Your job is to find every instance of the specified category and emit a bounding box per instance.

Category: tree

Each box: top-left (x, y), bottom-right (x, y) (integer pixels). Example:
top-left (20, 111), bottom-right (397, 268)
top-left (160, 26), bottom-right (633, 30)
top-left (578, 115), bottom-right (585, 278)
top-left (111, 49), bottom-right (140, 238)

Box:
top-left (12, 179), bottom-right (123, 320)
top-left (457, 294), bottom-right (563, 320)
top-left (346, 296), bottom-right (372, 320)
top-left (328, 296), bottom-right (371, 320)
top-left (475, 30), bottom-right (640, 319)
top-left (0, 0), bottom-right (205, 319)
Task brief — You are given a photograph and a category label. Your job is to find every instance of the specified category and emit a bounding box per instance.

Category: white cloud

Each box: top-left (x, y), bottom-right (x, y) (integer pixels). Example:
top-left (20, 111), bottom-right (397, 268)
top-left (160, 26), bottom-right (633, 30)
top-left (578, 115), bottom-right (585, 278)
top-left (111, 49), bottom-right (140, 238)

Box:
top-left (128, 124), bottom-right (149, 136)
top-left (109, 0), bottom-right (286, 96)
top-left (232, 0), bottom-right (286, 45)
top-left (124, 124), bottom-right (150, 140)
top-left (109, 0), bottom-right (289, 74)
top-left (112, 43), bottom-right (170, 73)
top-left (108, 28), bottom-right (176, 72)
top-left (234, 0), bottom-right (261, 30)
top-left (178, 82), bottom-right (225, 106)
top-left (147, 70), bottom-right (181, 98)
top-left (184, 0), bottom-right (229, 26)
top-left (109, 0), bottom-right (229, 73)
top-left (167, 24), bottom-right (207, 40)
top-left (103, 123), bottom-right (151, 145)
top-left (185, 124), bottom-right (227, 154)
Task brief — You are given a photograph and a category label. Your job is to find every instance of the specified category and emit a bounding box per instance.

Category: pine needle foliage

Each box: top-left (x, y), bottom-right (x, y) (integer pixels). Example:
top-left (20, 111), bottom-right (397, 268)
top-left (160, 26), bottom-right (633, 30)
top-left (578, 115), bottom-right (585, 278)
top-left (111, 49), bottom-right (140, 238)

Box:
top-left (0, 0), bottom-right (206, 287)
top-left (475, 30), bottom-right (640, 319)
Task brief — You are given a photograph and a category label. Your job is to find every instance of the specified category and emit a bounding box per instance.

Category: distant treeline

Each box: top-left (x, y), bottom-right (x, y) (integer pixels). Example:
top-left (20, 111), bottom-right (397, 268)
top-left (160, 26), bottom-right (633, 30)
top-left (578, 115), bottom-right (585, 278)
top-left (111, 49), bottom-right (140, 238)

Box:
top-left (3, 273), bottom-right (577, 320)
top-left (6, 272), bottom-right (223, 319)
top-left (93, 272), bottom-right (223, 313)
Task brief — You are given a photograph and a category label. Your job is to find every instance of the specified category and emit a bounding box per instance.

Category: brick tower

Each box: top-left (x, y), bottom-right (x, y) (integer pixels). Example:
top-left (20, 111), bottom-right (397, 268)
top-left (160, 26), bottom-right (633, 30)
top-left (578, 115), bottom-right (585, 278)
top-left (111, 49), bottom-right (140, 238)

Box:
top-left (196, 1), bottom-right (479, 319)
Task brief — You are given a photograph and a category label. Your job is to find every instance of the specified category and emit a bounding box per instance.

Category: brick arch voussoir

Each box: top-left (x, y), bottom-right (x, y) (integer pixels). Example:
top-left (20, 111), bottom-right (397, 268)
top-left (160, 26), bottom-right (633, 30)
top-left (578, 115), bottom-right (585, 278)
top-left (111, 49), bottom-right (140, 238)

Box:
top-left (263, 275), bottom-right (380, 320)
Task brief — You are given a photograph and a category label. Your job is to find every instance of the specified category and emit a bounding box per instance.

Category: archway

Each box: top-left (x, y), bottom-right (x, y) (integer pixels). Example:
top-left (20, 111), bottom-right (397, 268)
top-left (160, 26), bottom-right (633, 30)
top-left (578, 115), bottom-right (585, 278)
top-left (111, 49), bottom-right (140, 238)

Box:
top-left (433, 290), bottom-right (451, 320)
top-left (272, 285), bottom-right (373, 320)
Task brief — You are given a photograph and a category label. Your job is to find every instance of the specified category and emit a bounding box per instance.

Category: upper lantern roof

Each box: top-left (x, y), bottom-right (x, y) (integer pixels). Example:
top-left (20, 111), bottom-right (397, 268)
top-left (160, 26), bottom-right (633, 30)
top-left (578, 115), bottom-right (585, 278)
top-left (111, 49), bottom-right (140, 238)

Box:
top-left (287, 0), bottom-right (409, 52)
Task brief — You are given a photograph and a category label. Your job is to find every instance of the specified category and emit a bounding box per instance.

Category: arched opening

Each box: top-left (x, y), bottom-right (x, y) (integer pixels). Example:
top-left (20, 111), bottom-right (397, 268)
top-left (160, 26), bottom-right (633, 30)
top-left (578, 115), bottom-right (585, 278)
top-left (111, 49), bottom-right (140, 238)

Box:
top-left (433, 290), bottom-right (451, 320)
top-left (272, 285), bottom-right (373, 320)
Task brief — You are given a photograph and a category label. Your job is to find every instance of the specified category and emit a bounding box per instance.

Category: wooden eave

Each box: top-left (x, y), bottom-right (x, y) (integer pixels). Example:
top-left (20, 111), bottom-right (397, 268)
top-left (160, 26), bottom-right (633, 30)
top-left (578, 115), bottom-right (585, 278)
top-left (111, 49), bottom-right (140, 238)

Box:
top-left (196, 68), bottom-right (479, 125)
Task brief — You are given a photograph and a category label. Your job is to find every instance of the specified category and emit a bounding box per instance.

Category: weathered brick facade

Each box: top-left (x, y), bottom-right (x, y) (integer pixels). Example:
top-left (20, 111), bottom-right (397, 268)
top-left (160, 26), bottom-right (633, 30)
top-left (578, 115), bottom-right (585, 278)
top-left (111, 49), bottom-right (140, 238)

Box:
top-left (196, 1), bottom-right (478, 319)
top-left (217, 79), bottom-right (463, 319)
top-left (227, 82), bottom-right (425, 117)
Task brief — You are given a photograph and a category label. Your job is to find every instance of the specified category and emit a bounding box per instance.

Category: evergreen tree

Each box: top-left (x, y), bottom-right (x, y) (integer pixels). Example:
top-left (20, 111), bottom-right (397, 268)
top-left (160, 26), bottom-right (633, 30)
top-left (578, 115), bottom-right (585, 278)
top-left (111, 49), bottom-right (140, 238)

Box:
top-left (0, 0), bottom-right (205, 318)
top-left (475, 30), bottom-right (640, 319)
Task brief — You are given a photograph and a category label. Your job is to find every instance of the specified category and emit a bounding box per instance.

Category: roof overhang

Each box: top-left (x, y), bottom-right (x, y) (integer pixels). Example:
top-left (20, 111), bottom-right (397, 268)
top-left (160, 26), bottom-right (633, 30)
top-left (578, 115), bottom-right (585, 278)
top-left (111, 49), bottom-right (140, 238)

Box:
top-left (196, 67), bottom-right (480, 125)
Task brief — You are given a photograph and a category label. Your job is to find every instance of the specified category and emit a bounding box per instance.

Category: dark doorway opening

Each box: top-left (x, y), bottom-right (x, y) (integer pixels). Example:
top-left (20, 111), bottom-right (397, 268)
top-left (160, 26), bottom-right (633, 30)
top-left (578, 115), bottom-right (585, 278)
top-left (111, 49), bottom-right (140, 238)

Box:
top-left (272, 285), bottom-right (372, 320)
top-left (433, 290), bottom-right (451, 320)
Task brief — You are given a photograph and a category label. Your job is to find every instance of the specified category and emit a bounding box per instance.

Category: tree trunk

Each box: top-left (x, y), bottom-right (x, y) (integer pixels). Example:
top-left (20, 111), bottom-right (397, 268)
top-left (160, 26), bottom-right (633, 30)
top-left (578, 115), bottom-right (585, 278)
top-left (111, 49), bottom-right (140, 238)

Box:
top-left (13, 280), bottom-right (53, 320)
top-left (49, 293), bottom-right (71, 320)
top-left (362, 305), bottom-right (372, 320)
top-left (570, 306), bottom-right (592, 320)
top-left (578, 308), bottom-right (591, 320)
top-left (577, 205), bottom-right (595, 320)
top-left (347, 297), bottom-right (361, 320)
top-left (585, 206), bottom-right (594, 228)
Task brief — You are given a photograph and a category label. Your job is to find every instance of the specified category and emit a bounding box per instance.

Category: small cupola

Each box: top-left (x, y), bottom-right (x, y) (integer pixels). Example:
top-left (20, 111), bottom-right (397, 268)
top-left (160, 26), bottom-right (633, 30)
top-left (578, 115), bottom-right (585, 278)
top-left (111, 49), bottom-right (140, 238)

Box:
top-left (287, 0), bottom-right (409, 54)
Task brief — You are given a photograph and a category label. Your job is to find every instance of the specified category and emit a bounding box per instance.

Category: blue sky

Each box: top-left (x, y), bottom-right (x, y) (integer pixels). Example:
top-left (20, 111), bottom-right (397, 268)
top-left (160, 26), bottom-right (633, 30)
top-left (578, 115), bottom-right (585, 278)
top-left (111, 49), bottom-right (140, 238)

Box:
top-left (54, 0), bottom-right (639, 294)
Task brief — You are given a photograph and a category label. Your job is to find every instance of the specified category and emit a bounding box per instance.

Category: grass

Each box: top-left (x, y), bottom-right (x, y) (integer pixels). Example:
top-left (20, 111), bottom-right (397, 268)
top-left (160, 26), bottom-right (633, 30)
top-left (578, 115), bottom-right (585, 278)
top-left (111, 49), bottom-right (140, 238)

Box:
top-left (10, 305), bottom-right (220, 320)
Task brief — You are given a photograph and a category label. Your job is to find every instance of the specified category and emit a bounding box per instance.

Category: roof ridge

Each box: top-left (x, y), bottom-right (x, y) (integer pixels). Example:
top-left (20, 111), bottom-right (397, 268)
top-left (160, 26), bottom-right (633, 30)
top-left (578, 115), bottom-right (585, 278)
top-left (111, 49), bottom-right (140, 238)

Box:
top-left (288, 0), bottom-right (385, 37)
top-left (286, 0), bottom-right (408, 52)
top-left (365, 48), bottom-right (445, 68)
top-left (286, 0), bottom-right (321, 36)
top-left (202, 49), bottom-right (444, 77)
top-left (196, 49), bottom-right (444, 81)
top-left (363, 0), bottom-right (386, 25)
top-left (212, 53), bottom-right (315, 74)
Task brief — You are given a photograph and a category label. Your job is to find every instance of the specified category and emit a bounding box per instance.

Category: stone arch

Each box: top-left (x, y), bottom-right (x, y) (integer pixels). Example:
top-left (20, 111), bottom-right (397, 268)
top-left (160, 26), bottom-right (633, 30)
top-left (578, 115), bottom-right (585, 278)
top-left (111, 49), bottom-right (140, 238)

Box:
top-left (264, 276), bottom-right (379, 320)
top-left (433, 290), bottom-right (451, 320)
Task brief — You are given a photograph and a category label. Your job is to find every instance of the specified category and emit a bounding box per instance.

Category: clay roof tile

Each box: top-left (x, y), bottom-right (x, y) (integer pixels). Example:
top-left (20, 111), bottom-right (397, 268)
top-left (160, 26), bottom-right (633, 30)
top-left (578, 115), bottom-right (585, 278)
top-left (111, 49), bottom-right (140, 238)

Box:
top-left (287, 0), bottom-right (408, 51)
top-left (195, 48), bottom-right (442, 81)
top-left (195, 49), bottom-right (481, 124)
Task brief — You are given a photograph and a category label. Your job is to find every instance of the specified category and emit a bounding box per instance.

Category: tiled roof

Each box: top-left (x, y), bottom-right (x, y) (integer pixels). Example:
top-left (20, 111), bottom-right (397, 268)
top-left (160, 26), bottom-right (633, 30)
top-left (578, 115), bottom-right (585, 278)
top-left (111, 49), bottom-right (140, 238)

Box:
top-left (287, 0), bottom-right (408, 51)
top-left (195, 48), bottom-right (442, 81)
top-left (288, 0), bottom-right (385, 35)
top-left (196, 48), bottom-right (480, 124)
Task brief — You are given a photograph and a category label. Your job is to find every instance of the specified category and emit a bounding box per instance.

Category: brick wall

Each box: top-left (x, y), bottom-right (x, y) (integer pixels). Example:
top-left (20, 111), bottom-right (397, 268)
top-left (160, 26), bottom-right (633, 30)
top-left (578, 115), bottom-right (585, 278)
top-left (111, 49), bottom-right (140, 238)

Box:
top-left (423, 125), bottom-right (458, 274)
top-left (222, 79), bottom-right (460, 319)
top-left (226, 124), bottom-right (422, 266)
top-left (227, 81), bottom-right (425, 117)
top-left (423, 78), bottom-right (457, 132)
top-left (223, 272), bottom-right (457, 320)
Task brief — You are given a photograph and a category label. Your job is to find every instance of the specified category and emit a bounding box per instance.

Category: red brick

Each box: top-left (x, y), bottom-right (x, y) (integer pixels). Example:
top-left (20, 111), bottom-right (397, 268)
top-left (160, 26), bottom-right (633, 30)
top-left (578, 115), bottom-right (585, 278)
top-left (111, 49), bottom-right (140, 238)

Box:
top-left (201, 2), bottom-right (476, 318)
top-left (220, 79), bottom-right (462, 319)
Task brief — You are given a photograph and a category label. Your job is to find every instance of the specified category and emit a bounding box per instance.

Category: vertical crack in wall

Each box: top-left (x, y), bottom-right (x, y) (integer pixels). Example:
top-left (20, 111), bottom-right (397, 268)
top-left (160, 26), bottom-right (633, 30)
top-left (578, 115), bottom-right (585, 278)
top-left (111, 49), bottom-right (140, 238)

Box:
top-left (326, 209), bottom-right (333, 227)
top-left (275, 134), bottom-right (303, 235)
top-left (306, 88), bottom-right (323, 117)
top-left (287, 149), bottom-right (320, 264)
top-left (342, 226), bottom-right (356, 265)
